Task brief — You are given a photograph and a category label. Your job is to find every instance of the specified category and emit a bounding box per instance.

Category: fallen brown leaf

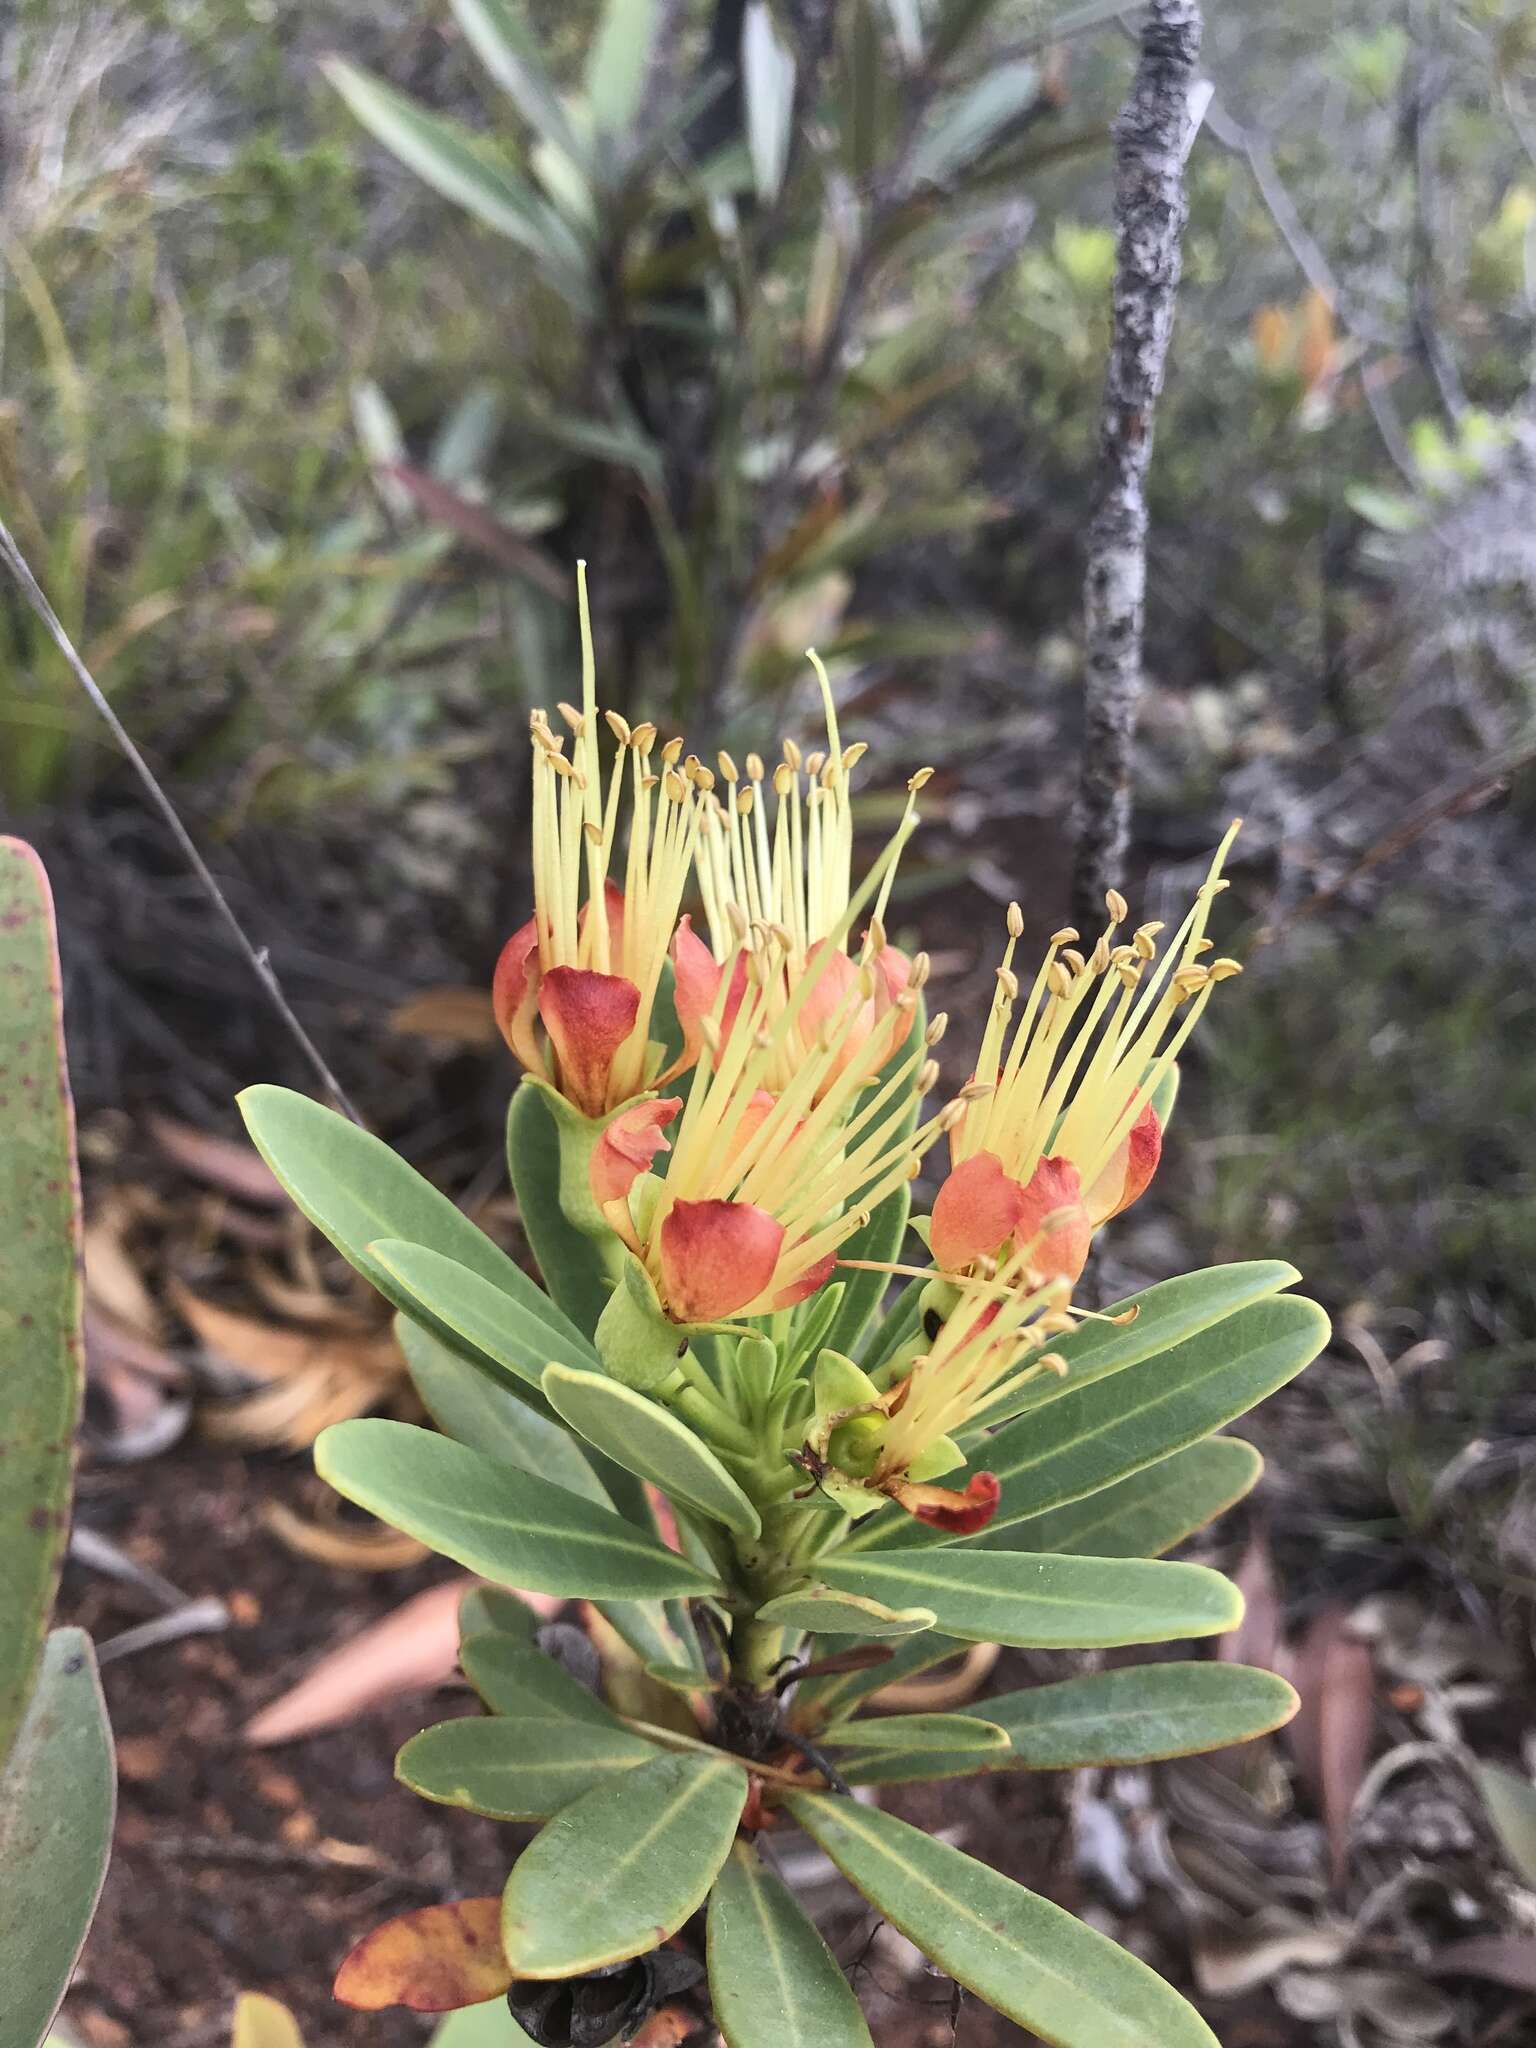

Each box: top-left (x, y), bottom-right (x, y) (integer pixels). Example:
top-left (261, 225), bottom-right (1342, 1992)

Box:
top-left (333, 1897), bottom-right (510, 2012)
top-left (261, 1500), bottom-right (427, 1572)
top-left (243, 1579), bottom-right (474, 1746)
top-left (1433, 1935), bottom-right (1536, 1994)
top-left (388, 985), bottom-right (500, 1048)
top-left (148, 1115), bottom-right (286, 1205)
top-left (1286, 1608), bottom-right (1376, 1888)
top-left (174, 1283), bottom-right (404, 1449)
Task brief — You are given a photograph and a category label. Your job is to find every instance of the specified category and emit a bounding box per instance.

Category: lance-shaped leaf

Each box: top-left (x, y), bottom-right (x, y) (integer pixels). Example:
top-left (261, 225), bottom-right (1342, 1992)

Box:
top-left (819, 1550), bottom-right (1242, 1649)
top-left (910, 59), bottom-right (1041, 187)
top-left (841, 1661), bottom-right (1298, 1785)
top-left (335, 1897), bottom-right (512, 2011)
top-left (707, 1841), bottom-right (875, 2048)
top-left (315, 1420), bottom-right (722, 1600)
top-left (824, 1185), bottom-right (911, 1364)
top-left (507, 1083), bottom-right (615, 1338)
top-left (865, 1292), bottom-right (1327, 1551)
top-left (823, 1712), bottom-right (1010, 1754)
top-left (406, 1321), bottom-right (689, 1676)
top-left (542, 1364), bottom-right (761, 1538)
top-left (402, 1316), bottom-right (610, 1505)
top-left (459, 1584), bottom-right (539, 1644)
top-left (794, 1632), bottom-right (968, 1723)
top-left (450, 0), bottom-right (583, 161)
top-left (321, 60), bottom-right (592, 303)
top-left (376, 1240), bottom-right (595, 1389)
top-left (1477, 1764), bottom-right (1536, 1888)
top-left (0, 1630), bottom-right (115, 2047)
top-left (743, 2), bottom-right (797, 201)
top-left (980, 1438), bottom-right (1263, 1560)
top-left (238, 1087), bottom-right (593, 1396)
top-left (786, 1795), bottom-right (1219, 2047)
top-left (461, 1633), bottom-right (626, 1727)
top-left (586, 0), bottom-right (666, 137)
top-left (757, 1586), bottom-right (937, 1637)
top-left (399, 1716), bottom-right (659, 1821)
top-left (503, 1751), bottom-right (748, 1977)
top-left (966, 1260), bottom-right (1301, 1431)
top-left (0, 840), bottom-right (83, 1767)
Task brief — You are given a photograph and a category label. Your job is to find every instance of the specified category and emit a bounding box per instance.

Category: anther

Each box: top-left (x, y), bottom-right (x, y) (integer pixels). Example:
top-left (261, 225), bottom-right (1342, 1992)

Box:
top-left (908, 766), bottom-right (935, 791)
top-left (718, 750), bottom-right (738, 781)
top-left (605, 710), bottom-right (632, 745)
top-left (1049, 927), bottom-right (1078, 946)
top-left (1007, 902), bottom-right (1024, 939)
top-left (1105, 888), bottom-right (1129, 922)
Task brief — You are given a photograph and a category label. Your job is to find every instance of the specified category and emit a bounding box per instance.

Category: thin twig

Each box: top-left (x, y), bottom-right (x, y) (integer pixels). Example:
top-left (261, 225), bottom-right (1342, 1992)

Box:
top-left (0, 516), bottom-right (363, 1123)
top-left (1072, 0), bottom-right (1203, 931)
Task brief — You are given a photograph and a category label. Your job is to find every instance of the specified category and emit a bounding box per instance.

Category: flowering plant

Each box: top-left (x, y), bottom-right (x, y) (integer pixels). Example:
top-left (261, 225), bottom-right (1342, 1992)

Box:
top-left (240, 582), bottom-right (1327, 2047)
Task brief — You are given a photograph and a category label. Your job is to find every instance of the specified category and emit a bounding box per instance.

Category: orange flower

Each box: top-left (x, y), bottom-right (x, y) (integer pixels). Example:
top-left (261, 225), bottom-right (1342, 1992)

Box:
top-left (492, 566), bottom-right (708, 1118)
top-left (931, 828), bottom-right (1243, 1286)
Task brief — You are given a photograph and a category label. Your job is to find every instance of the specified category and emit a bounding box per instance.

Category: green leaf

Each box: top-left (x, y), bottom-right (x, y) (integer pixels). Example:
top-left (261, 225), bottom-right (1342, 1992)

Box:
top-left (786, 1796), bottom-right (1219, 2047)
top-left (403, 1317), bottom-right (690, 1674)
top-left (0, 841), bottom-right (82, 1767)
top-left (315, 1419), bottom-right (722, 1600)
top-left (322, 60), bottom-right (591, 299)
top-left (869, 1293), bottom-right (1327, 1552)
top-left (461, 1633), bottom-right (629, 1727)
top-left (503, 1752), bottom-right (748, 1976)
top-left (967, 1261), bottom-right (1301, 1431)
top-left (542, 1364), bottom-right (761, 1537)
top-left (987, 1662), bottom-right (1298, 1766)
top-left (237, 1087), bottom-right (591, 1388)
top-left (824, 1712), bottom-right (1010, 1754)
top-left (586, 0), bottom-right (664, 138)
top-left (400, 1314), bottom-right (609, 1505)
top-left (450, 0), bottom-right (583, 160)
top-left (1477, 1764), bottom-right (1536, 1887)
top-left (430, 2001), bottom-right (537, 2048)
top-left (757, 1587), bottom-right (937, 1637)
top-left (819, 1550), bottom-right (1242, 1648)
top-left (823, 1186), bottom-right (910, 1363)
top-left (980, 1438), bottom-right (1263, 1560)
top-left (708, 1841), bottom-right (875, 2048)
top-left (794, 1633), bottom-right (969, 1723)
top-left (507, 1084), bottom-right (615, 1339)
top-left (398, 1714), bottom-right (658, 1821)
top-left (910, 60), bottom-right (1040, 187)
top-left (0, 1630), bottom-right (115, 2047)
top-left (742, 2), bottom-right (797, 202)
top-left (459, 1584), bottom-right (539, 1644)
top-left (374, 1238), bottom-right (595, 1388)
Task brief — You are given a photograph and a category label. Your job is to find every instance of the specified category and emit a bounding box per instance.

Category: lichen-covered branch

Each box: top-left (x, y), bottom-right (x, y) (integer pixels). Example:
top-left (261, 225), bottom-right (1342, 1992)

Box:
top-left (1073, 0), bottom-right (1203, 933)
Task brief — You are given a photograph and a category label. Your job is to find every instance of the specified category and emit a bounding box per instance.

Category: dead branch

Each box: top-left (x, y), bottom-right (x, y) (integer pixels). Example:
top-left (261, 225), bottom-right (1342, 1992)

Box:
top-left (1072, 0), bottom-right (1204, 932)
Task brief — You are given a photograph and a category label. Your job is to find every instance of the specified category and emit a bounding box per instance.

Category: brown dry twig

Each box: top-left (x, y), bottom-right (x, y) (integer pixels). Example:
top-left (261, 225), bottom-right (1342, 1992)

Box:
top-left (1072, 0), bottom-right (1205, 932)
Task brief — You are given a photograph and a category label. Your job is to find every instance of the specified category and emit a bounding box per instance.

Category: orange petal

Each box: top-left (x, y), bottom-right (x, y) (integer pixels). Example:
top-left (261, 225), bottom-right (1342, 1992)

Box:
top-left (769, 1247), bottom-right (837, 1310)
top-left (491, 916), bottom-right (544, 1073)
top-left (538, 966), bottom-right (640, 1116)
top-left (930, 1151), bottom-right (1030, 1271)
top-left (1086, 1101), bottom-right (1163, 1224)
top-left (872, 942), bottom-right (914, 1062)
top-left (1014, 1155), bottom-right (1092, 1285)
top-left (671, 917), bottom-right (746, 1067)
top-left (800, 943), bottom-right (876, 1094)
top-left (657, 1198), bottom-right (785, 1322)
top-left (892, 1470), bottom-right (1001, 1535)
top-left (333, 1898), bottom-right (510, 2012)
top-left (590, 1096), bottom-right (682, 1208)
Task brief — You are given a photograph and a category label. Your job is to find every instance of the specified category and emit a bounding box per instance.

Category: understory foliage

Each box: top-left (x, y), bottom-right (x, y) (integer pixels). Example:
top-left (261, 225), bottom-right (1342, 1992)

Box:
top-left (240, 602), bottom-right (1327, 2045)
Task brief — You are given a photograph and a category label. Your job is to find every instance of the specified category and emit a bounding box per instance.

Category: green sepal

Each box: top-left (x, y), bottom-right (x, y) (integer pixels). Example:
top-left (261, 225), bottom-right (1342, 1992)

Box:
top-left (593, 1250), bottom-right (688, 1393)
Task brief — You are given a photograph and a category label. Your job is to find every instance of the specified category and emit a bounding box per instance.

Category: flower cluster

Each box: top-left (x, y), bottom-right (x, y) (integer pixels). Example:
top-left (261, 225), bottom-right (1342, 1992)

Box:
top-left (493, 574), bottom-right (1240, 1533)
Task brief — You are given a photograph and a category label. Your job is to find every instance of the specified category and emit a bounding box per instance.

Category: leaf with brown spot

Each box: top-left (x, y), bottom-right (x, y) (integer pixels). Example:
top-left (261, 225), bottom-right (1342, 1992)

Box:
top-left (334, 1898), bottom-right (511, 2012)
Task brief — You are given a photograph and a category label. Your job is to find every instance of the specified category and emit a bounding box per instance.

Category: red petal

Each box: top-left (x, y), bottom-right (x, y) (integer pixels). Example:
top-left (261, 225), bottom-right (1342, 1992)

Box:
top-left (871, 942), bottom-right (915, 1062)
top-left (1086, 1102), bottom-right (1163, 1224)
top-left (1014, 1155), bottom-right (1093, 1284)
top-left (930, 1151), bottom-right (1030, 1271)
top-left (537, 966), bottom-right (640, 1116)
top-left (590, 1097), bottom-right (682, 1208)
top-left (578, 878), bottom-right (626, 966)
top-left (491, 917), bottom-right (544, 1073)
top-left (899, 1471), bottom-right (1001, 1535)
top-left (657, 1198), bottom-right (785, 1323)
top-left (799, 943), bottom-right (875, 1093)
top-left (769, 1248), bottom-right (837, 1310)
top-left (671, 917), bottom-right (747, 1068)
